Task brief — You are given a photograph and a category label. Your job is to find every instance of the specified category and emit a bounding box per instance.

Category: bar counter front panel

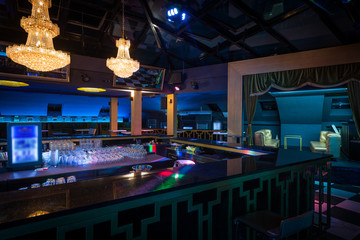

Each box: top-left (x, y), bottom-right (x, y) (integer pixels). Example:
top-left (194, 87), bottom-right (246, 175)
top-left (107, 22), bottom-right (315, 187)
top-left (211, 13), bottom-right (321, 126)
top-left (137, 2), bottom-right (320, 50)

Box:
top-left (0, 141), bottom-right (331, 240)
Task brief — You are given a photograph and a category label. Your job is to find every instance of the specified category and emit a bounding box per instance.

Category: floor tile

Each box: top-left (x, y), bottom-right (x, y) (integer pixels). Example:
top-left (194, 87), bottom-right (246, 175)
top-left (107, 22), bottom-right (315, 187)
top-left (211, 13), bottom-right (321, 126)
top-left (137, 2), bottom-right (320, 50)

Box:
top-left (336, 200), bottom-right (360, 214)
top-left (326, 187), bottom-right (357, 199)
top-left (314, 202), bottom-right (332, 213)
top-left (317, 232), bottom-right (346, 240)
top-left (315, 192), bottom-right (346, 205)
top-left (326, 217), bottom-right (360, 240)
top-left (349, 194), bottom-right (360, 203)
top-left (326, 207), bottom-right (360, 226)
top-left (332, 184), bottom-right (360, 194)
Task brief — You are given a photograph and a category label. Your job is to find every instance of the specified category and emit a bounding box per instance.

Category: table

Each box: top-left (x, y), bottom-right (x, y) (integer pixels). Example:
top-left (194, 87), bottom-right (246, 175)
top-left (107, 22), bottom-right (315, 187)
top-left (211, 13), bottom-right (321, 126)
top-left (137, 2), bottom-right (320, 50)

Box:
top-left (213, 132), bottom-right (228, 141)
top-left (52, 132), bottom-right (69, 137)
top-left (75, 129), bottom-right (90, 135)
top-left (108, 130), bottom-right (127, 133)
top-left (284, 135), bottom-right (302, 151)
top-left (108, 130), bottom-right (127, 136)
top-left (141, 129), bottom-right (154, 135)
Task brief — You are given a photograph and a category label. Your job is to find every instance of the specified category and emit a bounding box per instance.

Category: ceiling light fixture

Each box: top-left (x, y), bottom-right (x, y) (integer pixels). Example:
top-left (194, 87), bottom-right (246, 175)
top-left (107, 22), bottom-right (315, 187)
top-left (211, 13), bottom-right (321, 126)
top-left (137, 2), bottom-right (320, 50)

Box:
top-left (6, 0), bottom-right (70, 72)
top-left (77, 87), bottom-right (106, 93)
top-left (0, 80), bottom-right (29, 87)
top-left (106, 0), bottom-right (139, 79)
top-left (167, 7), bottom-right (186, 22)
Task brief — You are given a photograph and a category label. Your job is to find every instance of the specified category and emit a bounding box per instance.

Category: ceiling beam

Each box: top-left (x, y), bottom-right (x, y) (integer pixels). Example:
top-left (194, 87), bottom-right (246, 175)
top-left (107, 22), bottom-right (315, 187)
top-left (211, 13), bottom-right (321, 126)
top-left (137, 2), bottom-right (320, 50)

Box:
top-left (151, 52), bottom-right (162, 66)
top-left (139, 0), bottom-right (174, 69)
top-left (177, 0), bottom-right (223, 35)
top-left (200, 4), bottom-right (309, 61)
top-left (130, 23), bottom-right (150, 55)
top-left (343, 3), bottom-right (360, 29)
top-left (58, 0), bottom-right (71, 34)
top-left (98, 0), bottom-right (123, 44)
top-left (183, 6), bottom-right (259, 57)
top-left (235, 4), bottom-right (310, 42)
top-left (230, 0), bottom-right (298, 52)
top-left (302, 0), bottom-right (348, 44)
top-left (150, 17), bottom-right (226, 63)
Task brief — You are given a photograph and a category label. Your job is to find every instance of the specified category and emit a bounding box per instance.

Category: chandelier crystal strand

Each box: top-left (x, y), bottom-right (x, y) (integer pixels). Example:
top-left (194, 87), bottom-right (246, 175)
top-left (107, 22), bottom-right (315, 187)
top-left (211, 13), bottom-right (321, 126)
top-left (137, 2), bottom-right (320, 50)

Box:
top-left (106, 0), bottom-right (139, 78)
top-left (6, 0), bottom-right (70, 72)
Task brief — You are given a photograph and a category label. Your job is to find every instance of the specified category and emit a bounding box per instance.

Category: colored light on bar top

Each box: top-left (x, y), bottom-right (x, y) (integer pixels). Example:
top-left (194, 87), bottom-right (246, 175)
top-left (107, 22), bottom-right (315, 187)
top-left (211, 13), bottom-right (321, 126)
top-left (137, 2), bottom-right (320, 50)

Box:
top-left (148, 144), bottom-right (156, 153)
top-left (0, 80), bottom-right (29, 87)
top-left (234, 147), bottom-right (269, 156)
top-left (77, 87), bottom-right (106, 93)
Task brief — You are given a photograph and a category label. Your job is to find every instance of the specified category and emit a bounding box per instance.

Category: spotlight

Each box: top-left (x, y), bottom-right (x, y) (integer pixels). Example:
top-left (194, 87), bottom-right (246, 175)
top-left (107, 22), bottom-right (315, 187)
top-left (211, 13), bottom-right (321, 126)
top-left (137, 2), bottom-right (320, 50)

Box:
top-left (174, 85), bottom-right (181, 91)
top-left (182, 13), bottom-right (186, 20)
top-left (167, 7), bottom-right (187, 23)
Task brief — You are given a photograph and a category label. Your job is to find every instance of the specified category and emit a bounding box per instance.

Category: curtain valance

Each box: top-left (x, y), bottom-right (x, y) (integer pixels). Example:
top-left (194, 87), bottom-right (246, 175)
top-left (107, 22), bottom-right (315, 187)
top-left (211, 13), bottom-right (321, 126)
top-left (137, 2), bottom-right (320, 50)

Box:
top-left (244, 62), bottom-right (360, 96)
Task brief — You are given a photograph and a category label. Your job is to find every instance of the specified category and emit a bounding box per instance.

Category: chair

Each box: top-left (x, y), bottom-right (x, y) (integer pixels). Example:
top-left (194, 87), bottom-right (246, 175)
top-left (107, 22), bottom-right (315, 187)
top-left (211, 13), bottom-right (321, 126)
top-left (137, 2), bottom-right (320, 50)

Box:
top-left (254, 129), bottom-right (280, 148)
top-left (234, 210), bottom-right (313, 240)
top-left (88, 128), bottom-right (96, 136)
top-left (310, 131), bottom-right (341, 158)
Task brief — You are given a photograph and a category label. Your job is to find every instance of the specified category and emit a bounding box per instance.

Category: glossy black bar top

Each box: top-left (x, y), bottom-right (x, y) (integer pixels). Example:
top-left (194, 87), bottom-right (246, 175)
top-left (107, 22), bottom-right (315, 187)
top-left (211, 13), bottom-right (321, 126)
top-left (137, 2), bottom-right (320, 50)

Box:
top-left (0, 148), bottom-right (331, 226)
top-left (171, 138), bottom-right (273, 156)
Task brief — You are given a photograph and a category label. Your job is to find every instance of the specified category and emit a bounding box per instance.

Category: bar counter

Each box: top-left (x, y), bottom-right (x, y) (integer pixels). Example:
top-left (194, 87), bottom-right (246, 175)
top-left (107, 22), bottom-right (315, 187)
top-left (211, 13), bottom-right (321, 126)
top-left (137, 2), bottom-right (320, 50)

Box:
top-left (0, 142), bottom-right (332, 240)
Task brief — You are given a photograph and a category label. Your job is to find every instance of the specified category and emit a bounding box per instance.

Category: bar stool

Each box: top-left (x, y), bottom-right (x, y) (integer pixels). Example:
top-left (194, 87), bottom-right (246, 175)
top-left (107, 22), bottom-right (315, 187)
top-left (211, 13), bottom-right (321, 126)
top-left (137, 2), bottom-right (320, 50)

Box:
top-left (233, 210), bottom-right (313, 240)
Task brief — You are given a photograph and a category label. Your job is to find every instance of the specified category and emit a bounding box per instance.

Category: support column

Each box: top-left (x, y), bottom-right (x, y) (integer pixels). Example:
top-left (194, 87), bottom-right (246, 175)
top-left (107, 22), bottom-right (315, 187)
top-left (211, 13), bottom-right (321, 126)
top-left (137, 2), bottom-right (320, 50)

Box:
top-left (109, 97), bottom-right (118, 136)
top-left (227, 65), bottom-right (243, 143)
top-left (167, 94), bottom-right (177, 137)
top-left (131, 90), bottom-right (142, 135)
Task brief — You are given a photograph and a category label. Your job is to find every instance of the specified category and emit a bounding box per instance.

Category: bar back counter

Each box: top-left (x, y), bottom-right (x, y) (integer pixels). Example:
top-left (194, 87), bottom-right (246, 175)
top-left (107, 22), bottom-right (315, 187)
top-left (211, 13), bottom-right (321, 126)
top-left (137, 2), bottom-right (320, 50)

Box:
top-left (0, 137), bottom-right (332, 240)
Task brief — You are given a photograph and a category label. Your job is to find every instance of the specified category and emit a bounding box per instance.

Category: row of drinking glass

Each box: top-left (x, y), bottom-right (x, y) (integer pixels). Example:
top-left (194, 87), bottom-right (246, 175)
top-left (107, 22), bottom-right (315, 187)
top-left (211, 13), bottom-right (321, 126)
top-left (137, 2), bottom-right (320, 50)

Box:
top-left (19, 176), bottom-right (77, 190)
top-left (49, 140), bottom-right (75, 151)
top-left (43, 147), bottom-right (126, 167)
top-left (79, 139), bottom-right (102, 149)
top-left (118, 145), bottom-right (147, 159)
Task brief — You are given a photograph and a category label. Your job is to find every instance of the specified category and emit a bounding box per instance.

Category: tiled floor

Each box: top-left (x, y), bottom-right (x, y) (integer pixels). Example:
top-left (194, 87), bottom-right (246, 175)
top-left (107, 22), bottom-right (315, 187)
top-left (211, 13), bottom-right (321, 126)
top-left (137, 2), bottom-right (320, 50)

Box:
top-left (315, 182), bottom-right (360, 239)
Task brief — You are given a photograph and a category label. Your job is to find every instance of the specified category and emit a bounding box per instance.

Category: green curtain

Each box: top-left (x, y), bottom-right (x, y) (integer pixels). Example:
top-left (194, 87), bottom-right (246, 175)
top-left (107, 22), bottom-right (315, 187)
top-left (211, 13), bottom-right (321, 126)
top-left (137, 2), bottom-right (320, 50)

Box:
top-left (348, 81), bottom-right (360, 137)
top-left (245, 62), bottom-right (360, 96)
top-left (244, 78), bottom-right (258, 145)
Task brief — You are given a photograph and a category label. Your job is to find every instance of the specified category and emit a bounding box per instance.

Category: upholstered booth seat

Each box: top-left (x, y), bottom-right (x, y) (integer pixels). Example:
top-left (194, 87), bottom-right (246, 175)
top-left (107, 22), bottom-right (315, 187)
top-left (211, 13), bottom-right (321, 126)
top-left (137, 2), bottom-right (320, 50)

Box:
top-left (254, 129), bottom-right (280, 148)
top-left (310, 131), bottom-right (341, 158)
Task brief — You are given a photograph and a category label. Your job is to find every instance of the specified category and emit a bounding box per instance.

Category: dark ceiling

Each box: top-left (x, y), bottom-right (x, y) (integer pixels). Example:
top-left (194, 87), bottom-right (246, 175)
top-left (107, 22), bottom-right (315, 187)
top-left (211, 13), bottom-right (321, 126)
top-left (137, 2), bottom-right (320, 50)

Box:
top-left (0, 0), bottom-right (360, 70)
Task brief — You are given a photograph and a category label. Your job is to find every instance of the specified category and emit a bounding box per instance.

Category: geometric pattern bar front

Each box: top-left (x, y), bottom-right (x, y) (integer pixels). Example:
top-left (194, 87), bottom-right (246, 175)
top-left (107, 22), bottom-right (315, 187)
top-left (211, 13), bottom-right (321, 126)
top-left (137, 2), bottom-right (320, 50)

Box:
top-left (0, 157), bottom-right (331, 240)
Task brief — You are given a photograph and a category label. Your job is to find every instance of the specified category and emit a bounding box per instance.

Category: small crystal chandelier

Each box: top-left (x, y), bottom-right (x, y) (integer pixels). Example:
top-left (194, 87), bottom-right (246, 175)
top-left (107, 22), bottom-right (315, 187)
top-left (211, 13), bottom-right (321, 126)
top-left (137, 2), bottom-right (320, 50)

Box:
top-left (106, 0), bottom-right (139, 78)
top-left (6, 0), bottom-right (70, 72)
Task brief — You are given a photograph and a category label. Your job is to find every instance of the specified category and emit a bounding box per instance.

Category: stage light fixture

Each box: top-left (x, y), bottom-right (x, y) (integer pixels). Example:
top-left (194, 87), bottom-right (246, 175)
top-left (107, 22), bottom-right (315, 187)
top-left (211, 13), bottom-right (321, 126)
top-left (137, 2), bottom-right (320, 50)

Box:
top-left (174, 85), bottom-right (181, 91)
top-left (167, 7), bottom-right (186, 23)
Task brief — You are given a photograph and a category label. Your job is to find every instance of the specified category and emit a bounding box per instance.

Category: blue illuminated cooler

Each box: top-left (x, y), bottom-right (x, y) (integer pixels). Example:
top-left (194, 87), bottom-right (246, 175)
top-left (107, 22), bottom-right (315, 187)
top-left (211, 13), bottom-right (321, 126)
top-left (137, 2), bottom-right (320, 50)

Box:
top-left (7, 122), bottom-right (42, 170)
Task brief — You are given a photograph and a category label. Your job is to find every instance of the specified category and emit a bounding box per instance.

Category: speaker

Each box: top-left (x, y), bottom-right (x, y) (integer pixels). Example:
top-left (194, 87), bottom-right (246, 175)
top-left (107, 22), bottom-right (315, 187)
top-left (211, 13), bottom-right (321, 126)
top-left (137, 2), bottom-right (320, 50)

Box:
top-left (161, 96), bottom-right (167, 109)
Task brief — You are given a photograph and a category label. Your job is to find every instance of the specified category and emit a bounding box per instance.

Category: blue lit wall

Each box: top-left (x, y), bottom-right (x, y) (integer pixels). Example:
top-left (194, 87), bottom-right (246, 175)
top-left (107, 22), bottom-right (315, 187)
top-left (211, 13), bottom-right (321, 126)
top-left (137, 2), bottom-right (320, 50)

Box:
top-left (0, 91), bottom-right (131, 121)
top-left (276, 95), bottom-right (324, 147)
top-left (177, 90), bottom-right (227, 111)
top-left (142, 91), bottom-right (227, 112)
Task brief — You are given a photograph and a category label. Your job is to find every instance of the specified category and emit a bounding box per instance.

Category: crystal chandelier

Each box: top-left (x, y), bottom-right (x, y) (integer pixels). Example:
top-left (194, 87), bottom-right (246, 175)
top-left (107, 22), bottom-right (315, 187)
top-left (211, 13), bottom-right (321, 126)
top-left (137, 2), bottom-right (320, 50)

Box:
top-left (106, 0), bottom-right (139, 78)
top-left (6, 0), bottom-right (70, 72)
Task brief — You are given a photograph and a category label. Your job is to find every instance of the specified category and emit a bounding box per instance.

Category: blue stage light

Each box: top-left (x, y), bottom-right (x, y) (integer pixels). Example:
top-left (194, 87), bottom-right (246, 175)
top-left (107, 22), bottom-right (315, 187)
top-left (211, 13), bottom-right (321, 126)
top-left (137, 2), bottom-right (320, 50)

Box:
top-left (167, 7), bottom-right (187, 23)
top-left (182, 13), bottom-right (186, 20)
